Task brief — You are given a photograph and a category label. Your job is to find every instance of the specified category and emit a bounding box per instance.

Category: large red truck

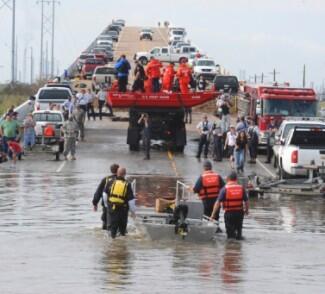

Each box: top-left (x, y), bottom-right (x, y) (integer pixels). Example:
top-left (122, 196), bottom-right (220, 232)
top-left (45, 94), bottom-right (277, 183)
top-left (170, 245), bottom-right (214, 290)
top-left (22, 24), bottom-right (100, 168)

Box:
top-left (237, 85), bottom-right (317, 146)
top-left (107, 91), bottom-right (218, 151)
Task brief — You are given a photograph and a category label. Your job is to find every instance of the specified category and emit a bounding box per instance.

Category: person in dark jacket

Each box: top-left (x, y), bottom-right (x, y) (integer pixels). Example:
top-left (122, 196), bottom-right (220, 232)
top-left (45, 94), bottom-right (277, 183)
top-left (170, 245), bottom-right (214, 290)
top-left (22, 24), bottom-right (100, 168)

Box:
top-left (132, 61), bottom-right (146, 92)
top-left (92, 163), bottom-right (119, 229)
top-left (105, 167), bottom-right (136, 239)
top-left (114, 54), bottom-right (131, 92)
top-left (138, 113), bottom-right (151, 160)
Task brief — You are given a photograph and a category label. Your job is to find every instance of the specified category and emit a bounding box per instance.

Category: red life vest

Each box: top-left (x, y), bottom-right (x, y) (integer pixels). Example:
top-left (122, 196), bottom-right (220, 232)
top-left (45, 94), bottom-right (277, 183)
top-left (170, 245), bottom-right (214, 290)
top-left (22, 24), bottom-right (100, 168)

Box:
top-left (199, 171), bottom-right (220, 200)
top-left (223, 181), bottom-right (244, 212)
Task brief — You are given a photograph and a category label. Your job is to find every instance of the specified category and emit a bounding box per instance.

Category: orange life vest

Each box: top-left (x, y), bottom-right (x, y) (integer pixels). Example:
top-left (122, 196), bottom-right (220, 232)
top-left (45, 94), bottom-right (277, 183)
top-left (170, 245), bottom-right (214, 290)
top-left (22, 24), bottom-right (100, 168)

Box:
top-left (199, 171), bottom-right (220, 200)
top-left (223, 181), bottom-right (244, 212)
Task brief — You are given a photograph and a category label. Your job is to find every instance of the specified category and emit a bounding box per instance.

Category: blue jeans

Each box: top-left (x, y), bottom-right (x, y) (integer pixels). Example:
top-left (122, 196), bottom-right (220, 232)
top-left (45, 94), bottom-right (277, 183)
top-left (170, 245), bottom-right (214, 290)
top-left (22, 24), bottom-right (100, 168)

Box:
top-left (235, 148), bottom-right (245, 171)
top-left (24, 129), bottom-right (36, 148)
top-left (2, 136), bottom-right (16, 154)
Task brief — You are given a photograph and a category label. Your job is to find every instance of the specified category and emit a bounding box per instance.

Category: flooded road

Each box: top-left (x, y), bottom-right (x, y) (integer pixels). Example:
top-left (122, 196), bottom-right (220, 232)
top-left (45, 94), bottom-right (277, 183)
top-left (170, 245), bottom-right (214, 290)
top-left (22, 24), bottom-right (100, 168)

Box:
top-left (1, 125), bottom-right (325, 293)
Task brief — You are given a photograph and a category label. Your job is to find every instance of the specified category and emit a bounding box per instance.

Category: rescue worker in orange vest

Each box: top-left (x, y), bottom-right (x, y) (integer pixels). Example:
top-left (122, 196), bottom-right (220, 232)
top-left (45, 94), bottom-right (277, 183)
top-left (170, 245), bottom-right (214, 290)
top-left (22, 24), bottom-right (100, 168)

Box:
top-left (162, 62), bottom-right (176, 92)
top-left (193, 160), bottom-right (225, 223)
top-left (210, 171), bottom-right (249, 240)
top-left (144, 76), bottom-right (152, 93)
top-left (176, 58), bottom-right (192, 94)
top-left (146, 57), bottom-right (163, 92)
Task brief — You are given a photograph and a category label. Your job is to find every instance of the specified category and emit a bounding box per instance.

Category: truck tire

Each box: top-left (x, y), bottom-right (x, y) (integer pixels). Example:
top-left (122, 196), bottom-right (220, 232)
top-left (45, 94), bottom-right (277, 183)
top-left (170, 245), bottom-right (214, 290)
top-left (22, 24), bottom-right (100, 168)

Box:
top-left (139, 57), bottom-right (148, 65)
top-left (279, 159), bottom-right (290, 180)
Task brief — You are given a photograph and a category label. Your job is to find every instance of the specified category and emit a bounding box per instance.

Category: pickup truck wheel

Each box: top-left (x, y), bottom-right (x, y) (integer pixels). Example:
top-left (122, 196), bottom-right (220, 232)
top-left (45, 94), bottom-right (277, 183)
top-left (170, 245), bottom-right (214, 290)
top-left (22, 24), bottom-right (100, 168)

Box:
top-left (274, 156), bottom-right (278, 168)
top-left (279, 159), bottom-right (290, 180)
top-left (139, 57), bottom-right (148, 65)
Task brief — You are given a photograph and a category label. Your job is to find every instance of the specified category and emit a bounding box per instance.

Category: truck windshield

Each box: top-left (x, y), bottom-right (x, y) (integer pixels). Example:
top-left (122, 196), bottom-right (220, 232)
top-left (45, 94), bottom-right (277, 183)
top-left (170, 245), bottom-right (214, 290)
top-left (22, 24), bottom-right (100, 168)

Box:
top-left (173, 31), bottom-right (184, 35)
top-left (33, 113), bottom-right (62, 122)
top-left (263, 99), bottom-right (317, 116)
top-left (39, 90), bottom-right (70, 100)
top-left (290, 130), bottom-right (325, 147)
top-left (197, 60), bottom-right (215, 66)
top-left (95, 67), bottom-right (116, 75)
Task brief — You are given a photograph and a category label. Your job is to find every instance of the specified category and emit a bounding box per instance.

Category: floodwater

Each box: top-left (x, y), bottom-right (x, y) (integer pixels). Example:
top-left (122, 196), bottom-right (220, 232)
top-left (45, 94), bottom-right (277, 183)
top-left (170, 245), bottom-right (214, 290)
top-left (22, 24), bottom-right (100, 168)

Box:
top-left (1, 171), bottom-right (325, 294)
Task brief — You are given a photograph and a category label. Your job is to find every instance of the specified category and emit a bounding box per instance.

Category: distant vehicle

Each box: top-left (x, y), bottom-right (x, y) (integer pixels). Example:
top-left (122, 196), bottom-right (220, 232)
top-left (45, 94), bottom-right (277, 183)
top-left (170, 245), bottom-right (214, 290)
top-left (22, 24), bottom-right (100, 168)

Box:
top-left (96, 39), bottom-right (113, 47)
top-left (108, 25), bottom-right (122, 34)
top-left (169, 29), bottom-right (186, 43)
top-left (273, 118), bottom-right (325, 166)
top-left (134, 46), bottom-right (198, 65)
top-left (213, 75), bottom-right (239, 93)
top-left (35, 87), bottom-right (72, 111)
top-left (113, 19), bottom-right (125, 26)
top-left (140, 28), bottom-right (153, 41)
top-left (90, 49), bottom-right (112, 62)
top-left (92, 65), bottom-right (116, 91)
top-left (77, 53), bottom-right (96, 71)
top-left (193, 58), bottom-right (219, 80)
top-left (81, 58), bottom-right (106, 79)
top-left (174, 42), bottom-right (191, 51)
top-left (45, 82), bottom-right (73, 93)
top-left (276, 126), bottom-right (325, 178)
top-left (106, 30), bottom-right (119, 42)
top-left (97, 35), bottom-right (114, 42)
top-left (240, 85), bottom-right (317, 147)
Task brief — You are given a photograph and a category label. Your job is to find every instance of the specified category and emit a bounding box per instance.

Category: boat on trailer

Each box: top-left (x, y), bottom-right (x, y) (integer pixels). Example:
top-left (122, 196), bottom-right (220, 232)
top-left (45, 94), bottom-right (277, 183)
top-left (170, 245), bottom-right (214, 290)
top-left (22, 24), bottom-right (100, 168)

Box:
top-left (134, 181), bottom-right (220, 242)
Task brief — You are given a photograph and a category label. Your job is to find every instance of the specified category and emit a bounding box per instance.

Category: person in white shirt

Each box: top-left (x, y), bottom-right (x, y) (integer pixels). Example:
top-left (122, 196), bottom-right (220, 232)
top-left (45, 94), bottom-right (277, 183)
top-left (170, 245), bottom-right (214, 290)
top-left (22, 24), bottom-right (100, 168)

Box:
top-left (224, 126), bottom-right (237, 169)
top-left (196, 115), bottom-right (213, 159)
top-left (76, 89), bottom-right (88, 113)
top-left (97, 87), bottom-right (107, 120)
top-left (85, 89), bottom-right (96, 121)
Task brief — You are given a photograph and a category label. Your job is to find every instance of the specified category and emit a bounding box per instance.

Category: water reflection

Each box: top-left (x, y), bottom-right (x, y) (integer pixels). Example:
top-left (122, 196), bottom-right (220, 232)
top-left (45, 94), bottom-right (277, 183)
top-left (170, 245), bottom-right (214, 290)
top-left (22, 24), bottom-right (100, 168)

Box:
top-left (221, 242), bottom-right (243, 287)
top-left (101, 240), bottom-right (133, 292)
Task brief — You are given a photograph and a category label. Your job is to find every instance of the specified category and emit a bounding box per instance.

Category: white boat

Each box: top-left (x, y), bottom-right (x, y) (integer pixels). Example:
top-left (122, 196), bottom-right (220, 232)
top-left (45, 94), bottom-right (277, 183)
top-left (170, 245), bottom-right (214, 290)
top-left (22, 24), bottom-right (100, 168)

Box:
top-left (134, 181), bottom-right (220, 242)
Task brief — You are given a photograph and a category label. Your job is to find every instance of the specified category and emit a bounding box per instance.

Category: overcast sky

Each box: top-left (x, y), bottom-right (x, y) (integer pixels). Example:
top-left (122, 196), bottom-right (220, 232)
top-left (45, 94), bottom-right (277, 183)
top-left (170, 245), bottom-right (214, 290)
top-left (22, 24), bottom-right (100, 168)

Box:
top-left (0, 0), bottom-right (324, 87)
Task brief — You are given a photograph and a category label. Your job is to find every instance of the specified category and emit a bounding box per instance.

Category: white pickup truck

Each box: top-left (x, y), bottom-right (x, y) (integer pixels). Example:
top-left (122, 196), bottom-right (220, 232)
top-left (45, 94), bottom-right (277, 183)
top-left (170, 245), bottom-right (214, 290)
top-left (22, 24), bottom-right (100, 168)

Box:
top-left (276, 126), bottom-right (325, 179)
top-left (134, 46), bottom-right (198, 65)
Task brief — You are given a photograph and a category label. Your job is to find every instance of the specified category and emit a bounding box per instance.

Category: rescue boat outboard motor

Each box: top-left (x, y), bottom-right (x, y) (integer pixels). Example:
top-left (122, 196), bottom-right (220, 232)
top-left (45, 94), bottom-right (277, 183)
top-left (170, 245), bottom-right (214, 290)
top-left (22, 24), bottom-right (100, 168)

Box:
top-left (173, 204), bottom-right (189, 238)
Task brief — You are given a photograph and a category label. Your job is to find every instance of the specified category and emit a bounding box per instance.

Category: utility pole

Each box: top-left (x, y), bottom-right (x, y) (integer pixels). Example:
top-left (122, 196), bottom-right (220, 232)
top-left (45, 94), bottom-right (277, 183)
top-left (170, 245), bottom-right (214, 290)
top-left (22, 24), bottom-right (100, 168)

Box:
top-left (15, 37), bottom-right (18, 82)
top-left (38, 0), bottom-right (59, 80)
top-left (302, 64), bottom-right (306, 88)
top-left (45, 40), bottom-right (49, 79)
top-left (269, 68), bottom-right (280, 83)
top-left (23, 47), bottom-right (27, 83)
top-left (261, 72), bottom-right (264, 84)
top-left (0, 0), bottom-right (16, 83)
top-left (30, 47), bottom-right (34, 84)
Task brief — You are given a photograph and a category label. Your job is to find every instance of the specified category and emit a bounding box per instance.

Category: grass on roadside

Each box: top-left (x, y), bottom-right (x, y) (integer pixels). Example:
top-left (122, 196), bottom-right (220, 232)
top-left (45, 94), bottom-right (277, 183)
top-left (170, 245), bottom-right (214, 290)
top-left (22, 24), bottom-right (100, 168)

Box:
top-left (0, 94), bottom-right (27, 116)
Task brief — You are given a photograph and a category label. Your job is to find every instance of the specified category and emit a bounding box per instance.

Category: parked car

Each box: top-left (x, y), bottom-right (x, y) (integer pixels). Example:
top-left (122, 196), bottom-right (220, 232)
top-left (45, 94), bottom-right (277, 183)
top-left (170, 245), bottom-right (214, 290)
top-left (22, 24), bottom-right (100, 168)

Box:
top-left (276, 126), bottom-right (325, 178)
top-left (192, 58), bottom-right (219, 80)
top-left (140, 28), bottom-right (153, 41)
top-left (96, 39), bottom-right (113, 47)
top-left (45, 82), bottom-right (74, 93)
top-left (169, 29), bottom-right (186, 43)
top-left (77, 53), bottom-right (96, 72)
top-left (106, 30), bottom-right (119, 42)
top-left (34, 87), bottom-right (72, 111)
top-left (213, 75), bottom-right (239, 94)
top-left (81, 58), bottom-right (106, 79)
top-left (273, 118), bottom-right (325, 165)
top-left (108, 25), bottom-right (122, 34)
top-left (92, 65), bottom-right (116, 90)
top-left (113, 19), bottom-right (125, 26)
top-left (91, 48), bottom-right (113, 62)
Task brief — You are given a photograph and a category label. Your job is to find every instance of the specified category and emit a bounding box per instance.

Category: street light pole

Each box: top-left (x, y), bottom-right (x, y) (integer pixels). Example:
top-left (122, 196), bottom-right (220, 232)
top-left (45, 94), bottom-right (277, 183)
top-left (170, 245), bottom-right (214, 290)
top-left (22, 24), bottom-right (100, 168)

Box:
top-left (11, 0), bottom-right (16, 83)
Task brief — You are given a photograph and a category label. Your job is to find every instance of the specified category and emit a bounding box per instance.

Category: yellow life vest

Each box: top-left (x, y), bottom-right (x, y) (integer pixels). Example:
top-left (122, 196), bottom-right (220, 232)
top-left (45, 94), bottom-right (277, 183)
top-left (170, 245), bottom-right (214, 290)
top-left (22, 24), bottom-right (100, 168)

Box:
top-left (108, 179), bottom-right (128, 205)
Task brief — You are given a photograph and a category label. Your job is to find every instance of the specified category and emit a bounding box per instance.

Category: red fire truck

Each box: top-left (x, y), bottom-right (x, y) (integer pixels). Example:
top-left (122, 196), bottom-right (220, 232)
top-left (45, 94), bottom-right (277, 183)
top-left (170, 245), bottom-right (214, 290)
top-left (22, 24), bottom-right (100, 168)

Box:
top-left (238, 85), bottom-right (317, 146)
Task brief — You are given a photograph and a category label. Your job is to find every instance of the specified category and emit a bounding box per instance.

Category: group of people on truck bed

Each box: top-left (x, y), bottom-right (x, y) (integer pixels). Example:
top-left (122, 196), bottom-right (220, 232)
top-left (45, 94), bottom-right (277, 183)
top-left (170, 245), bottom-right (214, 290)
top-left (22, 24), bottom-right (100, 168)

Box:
top-left (114, 54), bottom-right (207, 94)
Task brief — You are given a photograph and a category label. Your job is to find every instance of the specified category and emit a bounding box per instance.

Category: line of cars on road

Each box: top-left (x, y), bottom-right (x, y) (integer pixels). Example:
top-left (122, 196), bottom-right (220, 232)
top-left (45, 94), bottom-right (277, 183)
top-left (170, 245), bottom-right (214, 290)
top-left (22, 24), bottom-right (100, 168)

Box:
top-left (74, 19), bottom-right (125, 87)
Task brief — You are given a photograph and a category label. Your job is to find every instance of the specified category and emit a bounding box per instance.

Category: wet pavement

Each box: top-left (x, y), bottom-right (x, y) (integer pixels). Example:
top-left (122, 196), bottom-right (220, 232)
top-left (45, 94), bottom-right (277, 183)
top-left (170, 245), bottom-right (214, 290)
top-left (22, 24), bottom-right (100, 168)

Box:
top-left (1, 118), bottom-right (325, 293)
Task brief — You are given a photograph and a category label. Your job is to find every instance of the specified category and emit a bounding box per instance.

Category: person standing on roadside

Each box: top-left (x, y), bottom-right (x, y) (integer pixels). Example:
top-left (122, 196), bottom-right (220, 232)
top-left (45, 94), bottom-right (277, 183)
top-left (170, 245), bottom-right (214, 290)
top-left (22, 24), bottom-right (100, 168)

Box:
top-left (162, 62), bottom-right (175, 92)
top-left (105, 167), bottom-right (136, 239)
top-left (76, 89), bottom-right (88, 113)
top-left (234, 131), bottom-right (248, 174)
top-left (61, 116), bottom-right (78, 160)
top-left (224, 126), bottom-right (237, 169)
top-left (115, 54), bottom-right (131, 92)
top-left (247, 120), bottom-right (259, 164)
top-left (132, 61), bottom-right (146, 92)
top-left (193, 160), bottom-right (225, 225)
top-left (212, 114), bottom-right (223, 162)
top-left (176, 59), bottom-right (192, 94)
top-left (265, 117), bottom-right (278, 164)
top-left (138, 113), bottom-right (151, 160)
top-left (72, 105), bottom-right (85, 141)
top-left (62, 96), bottom-right (74, 120)
top-left (97, 87), bottom-right (108, 119)
top-left (86, 89), bottom-right (96, 121)
top-left (92, 163), bottom-right (119, 230)
top-left (196, 115), bottom-right (213, 159)
top-left (0, 114), bottom-right (21, 154)
top-left (22, 113), bottom-right (36, 150)
top-left (210, 171), bottom-right (249, 240)
top-left (220, 95), bottom-right (231, 133)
